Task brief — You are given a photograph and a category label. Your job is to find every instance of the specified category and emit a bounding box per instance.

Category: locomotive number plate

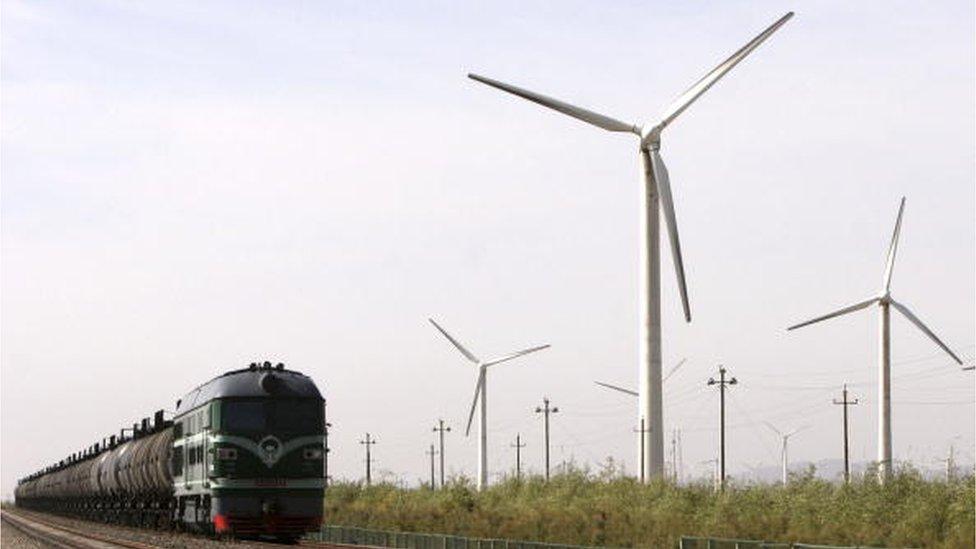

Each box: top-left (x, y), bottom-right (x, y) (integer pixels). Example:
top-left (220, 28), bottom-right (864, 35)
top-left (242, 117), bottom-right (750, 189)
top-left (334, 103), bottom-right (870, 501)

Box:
top-left (255, 478), bottom-right (287, 487)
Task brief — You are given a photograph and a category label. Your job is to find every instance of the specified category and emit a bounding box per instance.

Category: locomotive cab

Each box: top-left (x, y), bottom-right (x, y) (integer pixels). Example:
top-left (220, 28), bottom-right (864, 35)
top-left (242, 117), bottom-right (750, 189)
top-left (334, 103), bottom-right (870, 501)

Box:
top-left (172, 363), bottom-right (326, 540)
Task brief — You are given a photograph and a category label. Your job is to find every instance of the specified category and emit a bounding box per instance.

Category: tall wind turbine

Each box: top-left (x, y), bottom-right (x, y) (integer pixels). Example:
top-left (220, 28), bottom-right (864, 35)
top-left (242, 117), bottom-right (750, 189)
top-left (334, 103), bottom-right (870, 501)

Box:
top-left (788, 198), bottom-right (963, 480)
top-left (428, 318), bottom-right (550, 490)
top-left (468, 12), bottom-right (793, 480)
top-left (763, 422), bottom-right (808, 484)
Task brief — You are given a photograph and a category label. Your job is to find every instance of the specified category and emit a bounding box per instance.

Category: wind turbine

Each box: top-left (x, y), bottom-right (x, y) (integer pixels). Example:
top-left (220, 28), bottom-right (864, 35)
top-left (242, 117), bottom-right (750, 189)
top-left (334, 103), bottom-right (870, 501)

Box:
top-left (763, 422), bottom-right (809, 484)
top-left (787, 198), bottom-right (963, 480)
top-left (468, 12), bottom-right (794, 480)
top-left (595, 358), bottom-right (688, 396)
top-left (428, 318), bottom-right (550, 491)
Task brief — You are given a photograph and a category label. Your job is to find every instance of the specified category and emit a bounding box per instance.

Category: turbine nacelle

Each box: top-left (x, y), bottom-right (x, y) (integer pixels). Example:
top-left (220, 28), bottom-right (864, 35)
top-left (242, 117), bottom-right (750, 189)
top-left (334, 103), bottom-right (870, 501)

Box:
top-left (639, 125), bottom-right (663, 149)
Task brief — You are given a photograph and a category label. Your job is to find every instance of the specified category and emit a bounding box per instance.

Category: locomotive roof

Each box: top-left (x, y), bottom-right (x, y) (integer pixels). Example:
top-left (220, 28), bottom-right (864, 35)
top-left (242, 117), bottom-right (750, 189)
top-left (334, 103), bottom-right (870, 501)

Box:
top-left (175, 363), bottom-right (323, 415)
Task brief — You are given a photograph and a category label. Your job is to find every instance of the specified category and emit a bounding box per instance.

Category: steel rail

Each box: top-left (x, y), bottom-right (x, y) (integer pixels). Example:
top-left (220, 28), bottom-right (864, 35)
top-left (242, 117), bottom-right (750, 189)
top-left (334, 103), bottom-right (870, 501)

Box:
top-left (2, 508), bottom-right (163, 549)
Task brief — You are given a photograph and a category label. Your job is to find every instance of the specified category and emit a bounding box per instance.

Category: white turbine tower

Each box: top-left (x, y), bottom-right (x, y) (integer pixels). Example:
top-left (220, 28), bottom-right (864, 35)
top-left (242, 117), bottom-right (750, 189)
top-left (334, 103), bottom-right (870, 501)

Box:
top-left (428, 318), bottom-right (550, 491)
top-left (763, 422), bottom-right (809, 484)
top-left (788, 198), bottom-right (963, 480)
top-left (469, 12), bottom-right (794, 480)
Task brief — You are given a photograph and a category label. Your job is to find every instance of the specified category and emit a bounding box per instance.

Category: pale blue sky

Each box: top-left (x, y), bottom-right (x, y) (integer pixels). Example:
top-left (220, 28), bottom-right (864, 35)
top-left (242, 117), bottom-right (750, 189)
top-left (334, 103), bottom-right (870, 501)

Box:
top-left (2, 1), bottom-right (973, 496)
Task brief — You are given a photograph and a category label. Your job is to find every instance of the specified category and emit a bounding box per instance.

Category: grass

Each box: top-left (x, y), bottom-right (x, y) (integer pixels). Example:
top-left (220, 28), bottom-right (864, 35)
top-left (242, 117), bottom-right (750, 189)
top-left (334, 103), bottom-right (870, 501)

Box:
top-left (324, 464), bottom-right (975, 549)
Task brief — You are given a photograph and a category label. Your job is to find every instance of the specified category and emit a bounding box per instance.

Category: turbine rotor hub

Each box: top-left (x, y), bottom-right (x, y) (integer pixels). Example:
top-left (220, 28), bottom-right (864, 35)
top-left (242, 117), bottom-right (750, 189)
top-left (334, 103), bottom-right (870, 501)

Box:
top-left (640, 126), bottom-right (663, 149)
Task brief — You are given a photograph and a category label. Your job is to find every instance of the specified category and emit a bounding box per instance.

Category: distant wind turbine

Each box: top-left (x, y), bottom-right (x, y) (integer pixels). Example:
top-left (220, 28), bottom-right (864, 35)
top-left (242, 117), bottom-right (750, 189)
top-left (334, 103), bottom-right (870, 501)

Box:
top-left (788, 198), bottom-right (963, 481)
top-left (469, 12), bottom-right (794, 480)
top-left (428, 318), bottom-right (549, 491)
top-left (763, 422), bottom-right (809, 484)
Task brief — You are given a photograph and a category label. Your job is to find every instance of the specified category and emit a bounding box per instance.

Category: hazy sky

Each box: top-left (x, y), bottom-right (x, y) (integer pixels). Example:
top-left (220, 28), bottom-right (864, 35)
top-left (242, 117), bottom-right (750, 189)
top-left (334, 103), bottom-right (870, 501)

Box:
top-left (2, 1), bottom-right (973, 497)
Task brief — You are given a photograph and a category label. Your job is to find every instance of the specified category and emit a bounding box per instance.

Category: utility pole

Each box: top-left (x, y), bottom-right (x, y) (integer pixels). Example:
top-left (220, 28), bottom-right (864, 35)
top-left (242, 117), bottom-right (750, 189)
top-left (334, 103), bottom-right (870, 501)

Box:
top-left (359, 433), bottom-right (376, 486)
top-left (511, 434), bottom-right (526, 480)
top-left (707, 365), bottom-right (737, 490)
top-left (432, 419), bottom-right (451, 488)
top-left (426, 444), bottom-right (438, 489)
top-left (633, 418), bottom-right (649, 483)
top-left (535, 397), bottom-right (559, 480)
top-left (833, 384), bottom-right (858, 483)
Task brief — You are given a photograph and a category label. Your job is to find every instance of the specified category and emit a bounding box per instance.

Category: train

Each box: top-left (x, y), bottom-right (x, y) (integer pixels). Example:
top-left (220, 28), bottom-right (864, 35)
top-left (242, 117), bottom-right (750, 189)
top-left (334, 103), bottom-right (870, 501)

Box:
top-left (14, 362), bottom-right (327, 541)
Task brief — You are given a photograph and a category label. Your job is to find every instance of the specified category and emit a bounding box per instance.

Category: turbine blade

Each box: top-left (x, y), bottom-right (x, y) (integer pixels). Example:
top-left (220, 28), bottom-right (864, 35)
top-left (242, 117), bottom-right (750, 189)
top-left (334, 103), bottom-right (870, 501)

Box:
top-left (654, 12), bottom-right (794, 132)
top-left (882, 197), bottom-right (906, 292)
top-left (650, 150), bottom-right (691, 322)
top-left (890, 299), bottom-right (963, 365)
top-left (763, 421), bottom-right (782, 436)
top-left (483, 344), bottom-right (551, 367)
top-left (663, 358), bottom-right (688, 383)
top-left (468, 73), bottom-right (638, 133)
top-left (594, 381), bottom-right (639, 397)
top-left (464, 369), bottom-right (486, 436)
top-left (787, 297), bottom-right (879, 331)
top-left (429, 318), bottom-right (479, 363)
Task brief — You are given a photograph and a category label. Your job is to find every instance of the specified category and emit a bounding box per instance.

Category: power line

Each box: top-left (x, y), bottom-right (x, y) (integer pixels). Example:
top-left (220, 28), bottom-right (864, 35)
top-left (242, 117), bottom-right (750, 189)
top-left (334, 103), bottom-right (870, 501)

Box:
top-left (725, 391), bottom-right (780, 462)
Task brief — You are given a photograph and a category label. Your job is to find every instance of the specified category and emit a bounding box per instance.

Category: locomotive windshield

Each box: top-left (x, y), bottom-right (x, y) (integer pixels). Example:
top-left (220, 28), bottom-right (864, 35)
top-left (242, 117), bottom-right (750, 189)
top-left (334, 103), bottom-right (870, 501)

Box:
top-left (221, 399), bottom-right (323, 434)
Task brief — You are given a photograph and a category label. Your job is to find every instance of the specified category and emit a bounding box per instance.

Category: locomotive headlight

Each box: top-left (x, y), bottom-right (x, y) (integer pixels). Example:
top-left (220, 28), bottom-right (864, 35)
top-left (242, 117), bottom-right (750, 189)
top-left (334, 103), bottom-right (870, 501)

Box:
top-left (303, 447), bottom-right (323, 460)
top-left (217, 447), bottom-right (238, 460)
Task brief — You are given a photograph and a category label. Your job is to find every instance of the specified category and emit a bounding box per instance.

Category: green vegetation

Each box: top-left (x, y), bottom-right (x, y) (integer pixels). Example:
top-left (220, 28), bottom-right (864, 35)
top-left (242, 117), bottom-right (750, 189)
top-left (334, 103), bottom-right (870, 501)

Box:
top-left (324, 464), bottom-right (975, 549)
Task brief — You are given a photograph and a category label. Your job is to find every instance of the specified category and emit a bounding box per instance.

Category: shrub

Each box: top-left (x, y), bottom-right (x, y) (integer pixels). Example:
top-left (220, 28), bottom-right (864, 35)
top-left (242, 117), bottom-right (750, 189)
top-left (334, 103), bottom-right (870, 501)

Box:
top-left (323, 466), bottom-right (975, 548)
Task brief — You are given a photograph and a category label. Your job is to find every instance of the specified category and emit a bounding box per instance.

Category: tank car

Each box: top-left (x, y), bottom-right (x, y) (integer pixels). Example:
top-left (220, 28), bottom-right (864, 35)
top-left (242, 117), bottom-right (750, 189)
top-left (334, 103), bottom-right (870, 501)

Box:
top-left (14, 362), bottom-right (326, 541)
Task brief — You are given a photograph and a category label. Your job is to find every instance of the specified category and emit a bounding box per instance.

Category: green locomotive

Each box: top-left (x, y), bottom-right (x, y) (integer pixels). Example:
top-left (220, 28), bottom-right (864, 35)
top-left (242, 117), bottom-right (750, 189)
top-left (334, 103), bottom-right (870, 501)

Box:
top-left (15, 362), bottom-right (326, 541)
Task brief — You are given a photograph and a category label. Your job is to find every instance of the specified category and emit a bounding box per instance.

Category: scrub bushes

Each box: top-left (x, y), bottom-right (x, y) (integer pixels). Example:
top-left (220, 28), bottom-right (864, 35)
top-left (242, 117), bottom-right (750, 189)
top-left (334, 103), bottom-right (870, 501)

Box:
top-left (324, 465), bottom-right (974, 548)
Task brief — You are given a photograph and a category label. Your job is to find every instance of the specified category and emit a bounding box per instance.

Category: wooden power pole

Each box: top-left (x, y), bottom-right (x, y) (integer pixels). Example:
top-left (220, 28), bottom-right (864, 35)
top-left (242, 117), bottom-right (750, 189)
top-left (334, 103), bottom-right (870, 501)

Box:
top-left (707, 366), bottom-right (737, 490)
top-left (511, 434), bottom-right (526, 480)
top-left (432, 419), bottom-right (451, 488)
top-left (833, 384), bottom-right (858, 483)
top-left (359, 433), bottom-right (376, 486)
top-left (535, 398), bottom-right (559, 480)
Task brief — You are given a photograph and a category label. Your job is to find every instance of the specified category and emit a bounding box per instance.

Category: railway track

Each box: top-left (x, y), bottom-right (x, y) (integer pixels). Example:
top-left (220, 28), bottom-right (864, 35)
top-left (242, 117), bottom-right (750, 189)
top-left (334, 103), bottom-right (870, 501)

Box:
top-left (1, 508), bottom-right (162, 548)
top-left (2, 508), bottom-right (367, 549)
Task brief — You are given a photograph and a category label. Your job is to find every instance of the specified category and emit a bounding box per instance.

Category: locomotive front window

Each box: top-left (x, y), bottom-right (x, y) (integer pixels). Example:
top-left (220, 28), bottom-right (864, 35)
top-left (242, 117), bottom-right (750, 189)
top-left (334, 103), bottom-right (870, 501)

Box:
top-left (221, 399), bottom-right (322, 433)
top-left (222, 401), bottom-right (266, 431)
top-left (275, 400), bottom-right (321, 432)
